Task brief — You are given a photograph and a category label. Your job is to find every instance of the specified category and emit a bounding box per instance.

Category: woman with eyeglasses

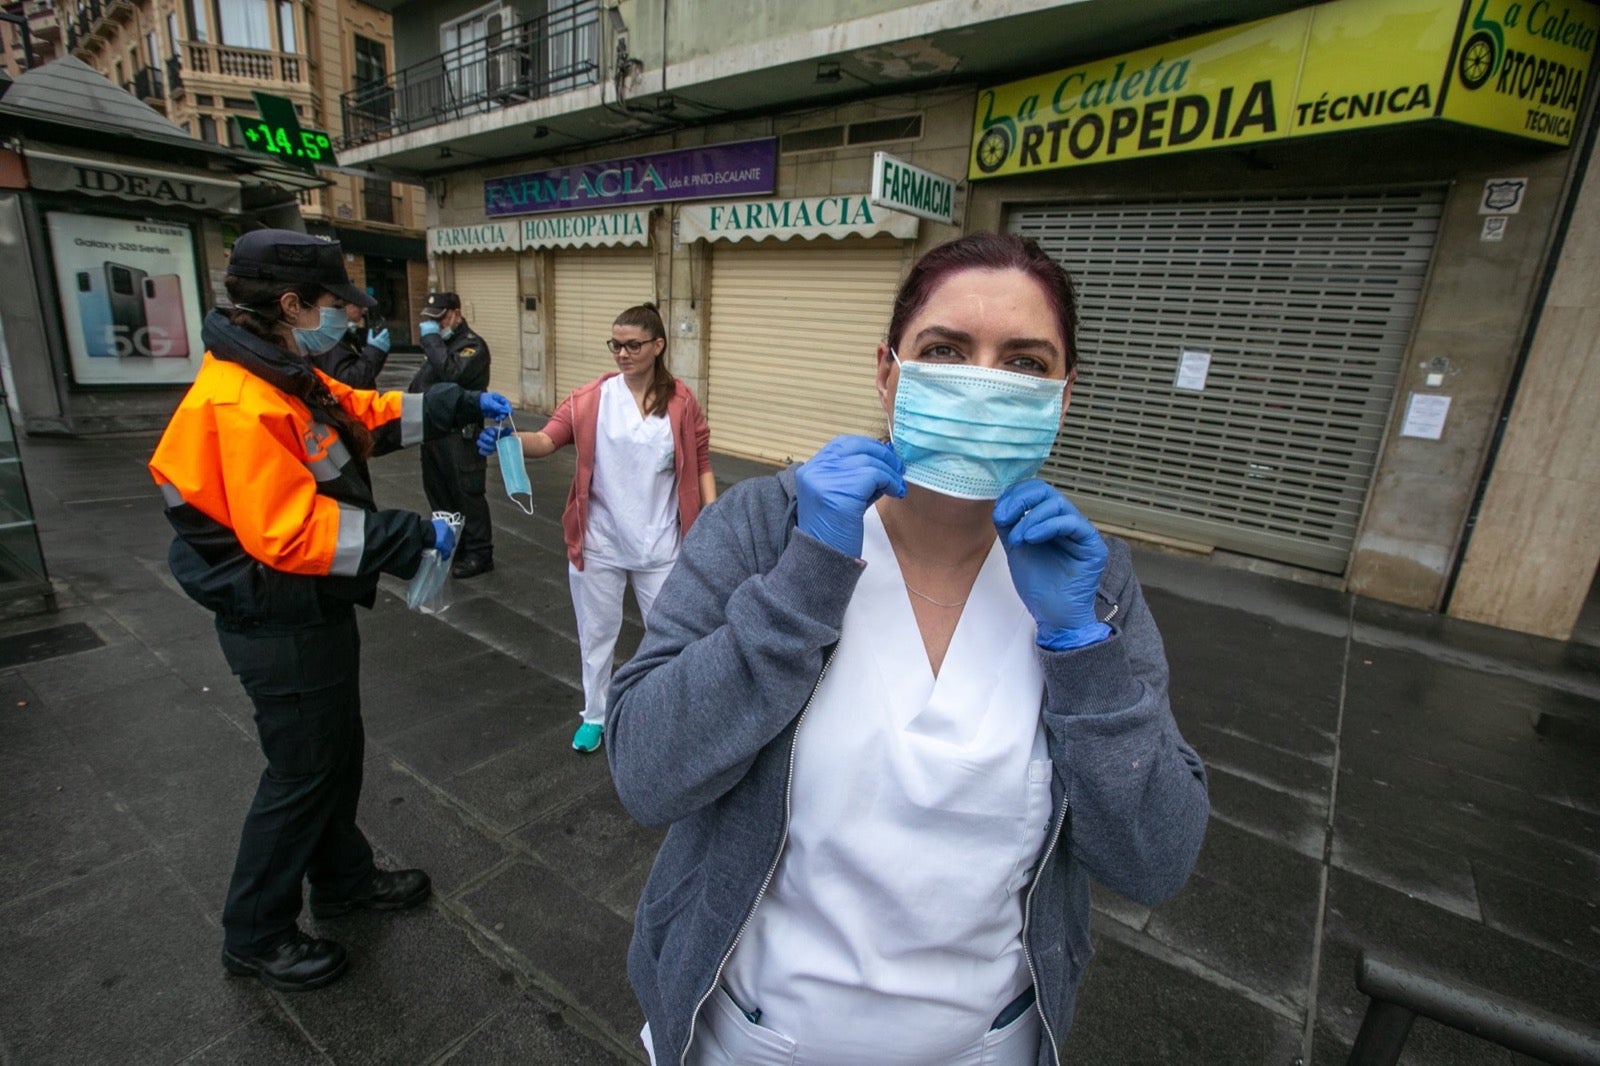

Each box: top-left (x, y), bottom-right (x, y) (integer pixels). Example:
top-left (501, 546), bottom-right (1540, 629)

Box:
top-left (481, 302), bottom-right (715, 753)
top-left (606, 234), bottom-right (1208, 1066)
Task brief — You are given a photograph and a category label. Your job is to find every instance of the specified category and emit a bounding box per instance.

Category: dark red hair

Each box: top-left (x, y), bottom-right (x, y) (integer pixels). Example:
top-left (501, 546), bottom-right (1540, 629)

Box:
top-left (887, 232), bottom-right (1079, 371)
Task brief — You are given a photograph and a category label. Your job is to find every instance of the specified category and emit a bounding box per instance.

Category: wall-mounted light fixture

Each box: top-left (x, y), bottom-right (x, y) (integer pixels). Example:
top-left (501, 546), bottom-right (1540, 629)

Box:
top-left (815, 61), bottom-right (842, 84)
top-left (605, 4), bottom-right (627, 35)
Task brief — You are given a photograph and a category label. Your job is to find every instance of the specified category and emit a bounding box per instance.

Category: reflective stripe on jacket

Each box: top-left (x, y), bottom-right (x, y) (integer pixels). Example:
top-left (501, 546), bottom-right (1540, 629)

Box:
top-left (149, 311), bottom-right (480, 628)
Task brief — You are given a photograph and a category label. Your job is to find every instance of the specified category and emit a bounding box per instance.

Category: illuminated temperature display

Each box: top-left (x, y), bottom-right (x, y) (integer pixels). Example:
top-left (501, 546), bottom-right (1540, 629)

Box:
top-left (235, 94), bottom-right (337, 172)
top-left (237, 119), bottom-right (337, 170)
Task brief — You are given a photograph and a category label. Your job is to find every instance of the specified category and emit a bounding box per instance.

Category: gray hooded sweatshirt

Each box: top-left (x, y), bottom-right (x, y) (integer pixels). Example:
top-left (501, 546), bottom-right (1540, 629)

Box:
top-left (608, 468), bottom-right (1209, 1066)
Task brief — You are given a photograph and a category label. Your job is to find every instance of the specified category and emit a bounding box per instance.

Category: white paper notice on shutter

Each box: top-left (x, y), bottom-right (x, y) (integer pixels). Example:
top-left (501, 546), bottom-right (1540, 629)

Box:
top-left (1400, 393), bottom-right (1451, 440)
top-left (1175, 350), bottom-right (1211, 392)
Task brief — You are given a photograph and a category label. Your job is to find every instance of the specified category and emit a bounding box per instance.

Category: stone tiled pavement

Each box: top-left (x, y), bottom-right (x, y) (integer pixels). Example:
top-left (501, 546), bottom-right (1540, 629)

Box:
top-left (2, 416), bottom-right (1597, 1064)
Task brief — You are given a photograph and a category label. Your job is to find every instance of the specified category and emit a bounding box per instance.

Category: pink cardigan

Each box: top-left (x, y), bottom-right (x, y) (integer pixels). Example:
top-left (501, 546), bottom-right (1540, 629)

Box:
top-left (542, 372), bottom-right (713, 570)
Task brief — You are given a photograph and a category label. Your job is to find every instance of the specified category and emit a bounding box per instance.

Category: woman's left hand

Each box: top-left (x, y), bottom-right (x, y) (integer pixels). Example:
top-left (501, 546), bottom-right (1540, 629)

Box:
top-left (994, 479), bottom-right (1111, 649)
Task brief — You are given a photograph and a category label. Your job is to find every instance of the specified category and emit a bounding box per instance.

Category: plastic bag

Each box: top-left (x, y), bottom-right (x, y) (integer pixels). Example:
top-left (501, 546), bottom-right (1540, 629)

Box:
top-left (406, 510), bottom-right (463, 615)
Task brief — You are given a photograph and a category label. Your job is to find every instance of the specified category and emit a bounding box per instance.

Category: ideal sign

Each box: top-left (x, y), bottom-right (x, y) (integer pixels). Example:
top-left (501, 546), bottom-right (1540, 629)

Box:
top-left (869, 152), bottom-right (957, 225)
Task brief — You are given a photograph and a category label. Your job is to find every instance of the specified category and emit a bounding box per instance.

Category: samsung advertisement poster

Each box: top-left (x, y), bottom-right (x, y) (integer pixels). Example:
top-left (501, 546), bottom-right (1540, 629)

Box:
top-left (47, 212), bottom-right (204, 386)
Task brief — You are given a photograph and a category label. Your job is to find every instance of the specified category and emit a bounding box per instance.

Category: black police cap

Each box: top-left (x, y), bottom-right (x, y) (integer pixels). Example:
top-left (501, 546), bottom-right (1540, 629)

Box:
top-left (421, 292), bottom-right (462, 318)
top-left (228, 229), bottom-right (376, 309)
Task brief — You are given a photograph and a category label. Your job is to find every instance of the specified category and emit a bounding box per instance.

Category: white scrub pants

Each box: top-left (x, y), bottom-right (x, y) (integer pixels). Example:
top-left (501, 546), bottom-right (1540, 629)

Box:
top-left (568, 560), bottom-right (672, 726)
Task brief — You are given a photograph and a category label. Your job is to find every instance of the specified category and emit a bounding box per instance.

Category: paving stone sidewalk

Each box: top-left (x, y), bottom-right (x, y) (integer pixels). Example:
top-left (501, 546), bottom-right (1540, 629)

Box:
top-left (1, 426), bottom-right (1596, 1065)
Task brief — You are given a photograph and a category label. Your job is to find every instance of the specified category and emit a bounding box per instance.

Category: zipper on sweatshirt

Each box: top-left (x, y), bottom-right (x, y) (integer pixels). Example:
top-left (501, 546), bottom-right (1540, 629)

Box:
top-left (678, 644), bottom-right (838, 1066)
top-left (1022, 793), bottom-right (1071, 1066)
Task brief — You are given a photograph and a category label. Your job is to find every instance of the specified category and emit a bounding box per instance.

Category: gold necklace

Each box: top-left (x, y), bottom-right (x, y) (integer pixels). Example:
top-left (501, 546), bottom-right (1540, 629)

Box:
top-left (902, 581), bottom-right (968, 608)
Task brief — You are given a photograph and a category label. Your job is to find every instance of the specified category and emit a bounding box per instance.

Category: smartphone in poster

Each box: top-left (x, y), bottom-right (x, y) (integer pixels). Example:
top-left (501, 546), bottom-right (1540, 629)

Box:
top-left (47, 212), bottom-right (204, 385)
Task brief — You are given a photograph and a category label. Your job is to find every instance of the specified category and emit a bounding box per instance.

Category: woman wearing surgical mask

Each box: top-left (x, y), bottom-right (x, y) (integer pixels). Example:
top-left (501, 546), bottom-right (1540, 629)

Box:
top-left (607, 233), bottom-right (1209, 1066)
top-left (480, 302), bottom-right (715, 754)
top-left (149, 229), bottom-right (512, 992)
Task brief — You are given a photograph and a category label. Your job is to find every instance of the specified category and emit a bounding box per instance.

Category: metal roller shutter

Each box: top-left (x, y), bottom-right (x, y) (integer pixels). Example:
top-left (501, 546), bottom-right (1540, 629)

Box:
top-left (551, 248), bottom-right (655, 402)
top-left (450, 255), bottom-right (522, 402)
top-left (1010, 189), bottom-right (1444, 573)
top-left (706, 238), bottom-right (907, 464)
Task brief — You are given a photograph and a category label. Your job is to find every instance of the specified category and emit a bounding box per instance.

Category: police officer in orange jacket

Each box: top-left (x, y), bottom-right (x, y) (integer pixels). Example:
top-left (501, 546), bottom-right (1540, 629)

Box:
top-left (408, 292), bottom-right (495, 578)
top-left (149, 230), bottom-right (513, 992)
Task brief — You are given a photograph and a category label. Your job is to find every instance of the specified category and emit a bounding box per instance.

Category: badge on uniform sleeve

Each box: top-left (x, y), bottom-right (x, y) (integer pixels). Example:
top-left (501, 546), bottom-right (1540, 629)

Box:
top-left (460, 347), bottom-right (478, 358)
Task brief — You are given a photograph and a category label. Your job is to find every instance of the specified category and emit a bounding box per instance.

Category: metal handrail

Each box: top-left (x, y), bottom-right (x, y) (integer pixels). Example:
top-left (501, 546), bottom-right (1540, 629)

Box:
top-left (1347, 951), bottom-right (1600, 1065)
top-left (337, 0), bottom-right (600, 149)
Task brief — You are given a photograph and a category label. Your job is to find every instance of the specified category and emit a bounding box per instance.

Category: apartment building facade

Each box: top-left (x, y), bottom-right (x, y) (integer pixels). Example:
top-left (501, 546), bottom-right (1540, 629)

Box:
top-left (1, 2), bottom-right (64, 76)
top-left (331, 0), bottom-right (1599, 638)
top-left (53, 0), bottom-right (428, 338)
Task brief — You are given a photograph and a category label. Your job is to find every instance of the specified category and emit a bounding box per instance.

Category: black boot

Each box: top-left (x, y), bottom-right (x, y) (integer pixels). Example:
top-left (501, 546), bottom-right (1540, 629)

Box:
top-left (450, 556), bottom-right (494, 579)
top-left (310, 868), bottom-right (432, 918)
top-left (222, 930), bottom-right (347, 991)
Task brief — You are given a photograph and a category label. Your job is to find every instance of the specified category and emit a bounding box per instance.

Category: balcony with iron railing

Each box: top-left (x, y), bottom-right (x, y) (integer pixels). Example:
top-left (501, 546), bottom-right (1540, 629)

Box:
top-left (130, 64), bottom-right (164, 104)
top-left (339, 0), bottom-right (599, 149)
top-left (165, 53), bottom-right (183, 95)
top-left (184, 39), bottom-right (306, 85)
top-left (67, 0), bottom-right (104, 56)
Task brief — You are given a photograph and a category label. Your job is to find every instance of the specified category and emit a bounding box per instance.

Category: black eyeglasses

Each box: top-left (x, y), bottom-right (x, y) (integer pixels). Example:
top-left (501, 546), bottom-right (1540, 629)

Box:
top-left (606, 338), bottom-right (656, 354)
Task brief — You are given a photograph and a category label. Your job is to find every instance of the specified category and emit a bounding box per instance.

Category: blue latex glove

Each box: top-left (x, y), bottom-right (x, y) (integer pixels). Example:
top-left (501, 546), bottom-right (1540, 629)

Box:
top-left (419, 319), bottom-right (441, 338)
top-left (477, 425), bottom-right (511, 457)
top-left (429, 516), bottom-right (457, 560)
top-left (795, 435), bottom-right (906, 558)
top-left (368, 327), bottom-right (391, 353)
top-left (993, 478), bottom-right (1111, 650)
top-left (479, 392), bottom-right (513, 420)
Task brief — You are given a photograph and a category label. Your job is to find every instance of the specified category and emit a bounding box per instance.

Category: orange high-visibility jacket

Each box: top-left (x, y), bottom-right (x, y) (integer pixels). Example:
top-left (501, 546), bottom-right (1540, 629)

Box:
top-left (150, 315), bottom-right (480, 627)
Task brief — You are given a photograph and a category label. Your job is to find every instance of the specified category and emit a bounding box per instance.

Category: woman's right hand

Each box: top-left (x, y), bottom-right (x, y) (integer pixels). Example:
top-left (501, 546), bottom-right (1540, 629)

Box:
top-left (477, 425), bottom-right (512, 457)
top-left (795, 435), bottom-right (906, 558)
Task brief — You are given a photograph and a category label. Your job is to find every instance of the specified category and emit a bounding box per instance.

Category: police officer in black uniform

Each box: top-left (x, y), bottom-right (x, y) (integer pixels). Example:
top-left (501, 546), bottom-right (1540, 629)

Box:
top-left (310, 301), bottom-right (391, 389)
top-left (409, 292), bottom-right (495, 577)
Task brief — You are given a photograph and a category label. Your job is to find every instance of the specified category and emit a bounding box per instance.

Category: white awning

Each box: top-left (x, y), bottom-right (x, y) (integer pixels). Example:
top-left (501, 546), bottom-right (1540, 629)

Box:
top-left (428, 221), bottom-right (521, 256)
top-left (677, 195), bottom-right (918, 244)
top-left (520, 206), bottom-right (652, 250)
top-left (24, 146), bottom-right (242, 214)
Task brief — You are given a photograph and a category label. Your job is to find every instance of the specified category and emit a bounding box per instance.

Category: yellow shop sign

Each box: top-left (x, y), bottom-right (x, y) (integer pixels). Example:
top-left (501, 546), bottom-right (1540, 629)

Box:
top-left (969, 0), bottom-right (1597, 179)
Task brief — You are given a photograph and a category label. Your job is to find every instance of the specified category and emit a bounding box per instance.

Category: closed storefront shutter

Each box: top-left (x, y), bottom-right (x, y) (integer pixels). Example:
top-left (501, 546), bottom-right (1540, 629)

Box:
top-left (551, 248), bottom-right (655, 403)
top-left (706, 238), bottom-right (906, 464)
top-left (1010, 188), bottom-right (1443, 573)
top-left (450, 254), bottom-right (521, 402)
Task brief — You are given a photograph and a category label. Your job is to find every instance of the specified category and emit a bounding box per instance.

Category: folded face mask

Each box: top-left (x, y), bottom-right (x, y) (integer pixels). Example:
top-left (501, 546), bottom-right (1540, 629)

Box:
top-left (496, 417), bottom-right (535, 514)
top-left (889, 349), bottom-right (1066, 500)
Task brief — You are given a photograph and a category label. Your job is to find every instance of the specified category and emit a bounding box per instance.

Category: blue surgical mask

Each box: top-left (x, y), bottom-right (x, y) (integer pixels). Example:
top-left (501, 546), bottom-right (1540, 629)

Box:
top-left (294, 306), bottom-right (349, 355)
top-left (889, 350), bottom-right (1065, 500)
top-left (496, 417), bottom-right (535, 513)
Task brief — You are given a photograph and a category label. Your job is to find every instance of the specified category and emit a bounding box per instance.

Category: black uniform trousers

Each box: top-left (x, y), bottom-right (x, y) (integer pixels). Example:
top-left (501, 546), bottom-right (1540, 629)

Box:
top-left (421, 430), bottom-right (492, 563)
top-left (216, 610), bottom-right (375, 953)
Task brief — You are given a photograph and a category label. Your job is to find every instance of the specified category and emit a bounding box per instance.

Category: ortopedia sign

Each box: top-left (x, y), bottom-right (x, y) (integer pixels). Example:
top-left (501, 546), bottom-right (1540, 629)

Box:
top-left (969, 0), bottom-right (1597, 179)
top-left (869, 152), bottom-right (957, 224)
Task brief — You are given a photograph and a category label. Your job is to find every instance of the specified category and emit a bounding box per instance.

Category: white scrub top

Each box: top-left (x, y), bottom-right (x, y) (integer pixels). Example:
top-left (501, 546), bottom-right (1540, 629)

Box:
top-left (719, 506), bottom-right (1053, 1064)
top-left (584, 375), bottom-right (680, 570)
